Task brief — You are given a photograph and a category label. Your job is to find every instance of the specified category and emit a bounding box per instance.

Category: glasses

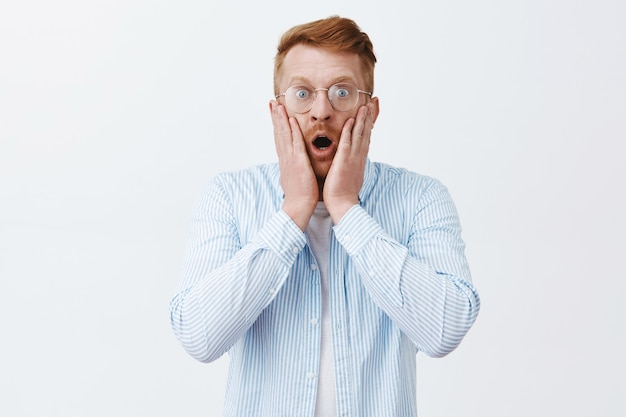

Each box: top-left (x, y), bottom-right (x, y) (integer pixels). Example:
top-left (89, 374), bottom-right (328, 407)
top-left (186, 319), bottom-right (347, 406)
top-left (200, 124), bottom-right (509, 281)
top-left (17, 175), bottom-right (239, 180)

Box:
top-left (276, 83), bottom-right (372, 114)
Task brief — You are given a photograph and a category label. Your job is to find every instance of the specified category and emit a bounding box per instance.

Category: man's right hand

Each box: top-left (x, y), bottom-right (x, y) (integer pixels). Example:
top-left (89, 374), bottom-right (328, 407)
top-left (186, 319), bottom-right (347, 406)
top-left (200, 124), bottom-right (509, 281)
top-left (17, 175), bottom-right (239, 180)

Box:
top-left (270, 100), bottom-right (318, 231)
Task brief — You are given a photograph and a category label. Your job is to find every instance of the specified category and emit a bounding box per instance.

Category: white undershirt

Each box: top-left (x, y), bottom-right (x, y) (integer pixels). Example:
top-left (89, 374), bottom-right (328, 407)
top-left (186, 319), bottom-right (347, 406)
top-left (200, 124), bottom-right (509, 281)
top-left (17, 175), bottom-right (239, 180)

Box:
top-left (306, 202), bottom-right (337, 417)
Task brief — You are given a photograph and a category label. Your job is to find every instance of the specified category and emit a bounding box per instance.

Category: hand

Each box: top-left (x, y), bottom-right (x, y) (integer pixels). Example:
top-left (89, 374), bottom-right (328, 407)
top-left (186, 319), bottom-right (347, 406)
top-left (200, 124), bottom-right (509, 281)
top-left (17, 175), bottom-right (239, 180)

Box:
top-left (323, 102), bottom-right (376, 223)
top-left (270, 100), bottom-right (318, 231)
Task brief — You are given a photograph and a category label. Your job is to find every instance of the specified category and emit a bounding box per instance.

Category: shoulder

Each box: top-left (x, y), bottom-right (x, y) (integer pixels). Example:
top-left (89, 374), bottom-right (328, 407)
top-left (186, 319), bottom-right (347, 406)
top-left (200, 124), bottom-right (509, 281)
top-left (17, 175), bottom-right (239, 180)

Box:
top-left (209, 163), bottom-right (280, 192)
top-left (205, 163), bottom-right (282, 205)
top-left (368, 161), bottom-right (445, 196)
top-left (212, 163), bottom-right (279, 184)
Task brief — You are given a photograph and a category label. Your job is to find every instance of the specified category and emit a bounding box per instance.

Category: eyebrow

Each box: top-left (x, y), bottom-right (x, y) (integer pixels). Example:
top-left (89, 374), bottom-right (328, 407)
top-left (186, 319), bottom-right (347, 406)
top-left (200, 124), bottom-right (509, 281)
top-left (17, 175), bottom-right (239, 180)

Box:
top-left (287, 75), bottom-right (358, 87)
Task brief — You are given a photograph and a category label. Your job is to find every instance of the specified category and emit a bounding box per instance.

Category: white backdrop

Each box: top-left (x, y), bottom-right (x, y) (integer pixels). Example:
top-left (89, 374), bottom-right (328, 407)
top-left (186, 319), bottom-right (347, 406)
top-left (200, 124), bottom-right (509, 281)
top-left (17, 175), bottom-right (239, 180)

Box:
top-left (1, 1), bottom-right (624, 416)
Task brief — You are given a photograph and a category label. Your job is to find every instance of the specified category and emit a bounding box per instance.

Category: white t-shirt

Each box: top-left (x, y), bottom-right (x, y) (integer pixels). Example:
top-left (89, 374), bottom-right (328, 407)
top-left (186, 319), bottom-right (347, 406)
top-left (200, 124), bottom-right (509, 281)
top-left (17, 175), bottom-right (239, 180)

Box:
top-left (306, 202), bottom-right (337, 417)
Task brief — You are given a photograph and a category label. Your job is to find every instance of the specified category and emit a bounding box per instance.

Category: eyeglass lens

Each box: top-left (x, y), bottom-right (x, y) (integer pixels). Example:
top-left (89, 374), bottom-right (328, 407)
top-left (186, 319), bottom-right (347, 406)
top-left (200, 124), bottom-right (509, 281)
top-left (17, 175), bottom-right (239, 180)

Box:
top-left (285, 84), bottom-right (361, 113)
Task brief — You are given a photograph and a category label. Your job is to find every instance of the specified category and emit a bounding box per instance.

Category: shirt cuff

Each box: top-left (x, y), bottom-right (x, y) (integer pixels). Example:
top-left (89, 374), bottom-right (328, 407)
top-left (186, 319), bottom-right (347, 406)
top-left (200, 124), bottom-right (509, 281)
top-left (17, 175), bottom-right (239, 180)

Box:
top-left (333, 205), bottom-right (381, 255)
top-left (257, 209), bottom-right (307, 266)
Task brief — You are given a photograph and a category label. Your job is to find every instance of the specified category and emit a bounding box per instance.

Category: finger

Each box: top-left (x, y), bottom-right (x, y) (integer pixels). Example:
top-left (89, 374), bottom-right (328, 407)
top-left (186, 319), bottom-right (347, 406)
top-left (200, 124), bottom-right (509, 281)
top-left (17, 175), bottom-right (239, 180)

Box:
top-left (334, 117), bottom-right (356, 165)
top-left (358, 104), bottom-right (375, 152)
top-left (270, 101), bottom-right (293, 156)
top-left (288, 117), bottom-right (306, 156)
top-left (345, 105), bottom-right (371, 156)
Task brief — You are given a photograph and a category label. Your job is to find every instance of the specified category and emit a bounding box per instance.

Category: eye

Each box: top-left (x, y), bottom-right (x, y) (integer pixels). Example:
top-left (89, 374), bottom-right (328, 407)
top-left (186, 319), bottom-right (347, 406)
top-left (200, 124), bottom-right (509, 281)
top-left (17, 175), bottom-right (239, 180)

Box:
top-left (293, 87), bottom-right (312, 100)
top-left (335, 88), bottom-right (349, 98)
top-left (330, 84), bottom-right (353, 99)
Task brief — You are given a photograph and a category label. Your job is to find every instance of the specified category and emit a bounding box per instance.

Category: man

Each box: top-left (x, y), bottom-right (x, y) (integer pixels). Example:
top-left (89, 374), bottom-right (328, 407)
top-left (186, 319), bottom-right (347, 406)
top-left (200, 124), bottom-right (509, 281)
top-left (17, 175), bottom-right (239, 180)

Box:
top-left (170, 16), bottom-right (480, 417)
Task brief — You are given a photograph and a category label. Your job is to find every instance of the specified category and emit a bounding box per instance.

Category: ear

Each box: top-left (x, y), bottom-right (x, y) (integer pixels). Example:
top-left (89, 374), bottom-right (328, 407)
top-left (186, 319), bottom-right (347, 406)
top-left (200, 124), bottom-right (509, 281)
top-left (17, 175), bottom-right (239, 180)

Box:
top-left (370, 96), bottom-right (380, 125)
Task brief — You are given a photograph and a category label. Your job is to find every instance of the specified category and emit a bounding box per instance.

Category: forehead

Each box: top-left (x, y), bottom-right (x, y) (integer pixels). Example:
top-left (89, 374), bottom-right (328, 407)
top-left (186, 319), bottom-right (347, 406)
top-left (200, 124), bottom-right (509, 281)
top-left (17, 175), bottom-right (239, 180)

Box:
top-left (279, 44), bottom-right (365, 88)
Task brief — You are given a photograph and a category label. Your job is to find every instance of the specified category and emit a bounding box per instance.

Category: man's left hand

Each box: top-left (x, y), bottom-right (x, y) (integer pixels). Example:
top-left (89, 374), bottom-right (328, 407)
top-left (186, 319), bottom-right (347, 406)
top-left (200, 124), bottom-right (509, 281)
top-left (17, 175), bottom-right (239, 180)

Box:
top-left (323, 102), bottom-right (376, 223)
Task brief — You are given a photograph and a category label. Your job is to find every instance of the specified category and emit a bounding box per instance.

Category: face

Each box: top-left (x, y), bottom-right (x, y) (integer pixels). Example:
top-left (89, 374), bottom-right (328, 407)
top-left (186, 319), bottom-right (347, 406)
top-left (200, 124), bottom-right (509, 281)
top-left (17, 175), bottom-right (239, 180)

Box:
top-left (276, 45), bottom-right (379, 180)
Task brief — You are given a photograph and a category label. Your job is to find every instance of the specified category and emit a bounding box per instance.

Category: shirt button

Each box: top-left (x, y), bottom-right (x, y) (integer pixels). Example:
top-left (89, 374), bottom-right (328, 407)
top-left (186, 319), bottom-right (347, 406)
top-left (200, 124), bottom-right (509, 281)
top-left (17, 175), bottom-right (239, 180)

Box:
top-left (310, 264), bottom-right (318, 271)
top-left (292, 247), bottom-right (300, 255)
top-left (344, 235), bottom-right (351, 243)
top-left (310, 318), bottom-right (319, 326)
top-left (369, 271), bottom-right (376, 278)
top-left (307, 372), bottom-right (316, 380)
top-left (269, 288), bottom-right (276, 295)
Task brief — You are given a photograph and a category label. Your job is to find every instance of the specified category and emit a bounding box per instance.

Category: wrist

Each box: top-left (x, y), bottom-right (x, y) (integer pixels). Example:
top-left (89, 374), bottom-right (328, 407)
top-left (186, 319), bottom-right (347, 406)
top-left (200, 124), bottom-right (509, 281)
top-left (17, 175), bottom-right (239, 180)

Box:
top-left (325, 198), bottom-right (358, 225)
top-left (282, 198), bottom-right (316, 231)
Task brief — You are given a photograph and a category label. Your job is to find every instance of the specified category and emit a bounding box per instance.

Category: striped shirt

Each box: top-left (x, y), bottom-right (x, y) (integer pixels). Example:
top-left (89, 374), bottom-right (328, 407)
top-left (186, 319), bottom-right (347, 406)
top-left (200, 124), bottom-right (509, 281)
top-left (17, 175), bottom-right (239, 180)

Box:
top-left (170, 159), bottom-right (480, 417)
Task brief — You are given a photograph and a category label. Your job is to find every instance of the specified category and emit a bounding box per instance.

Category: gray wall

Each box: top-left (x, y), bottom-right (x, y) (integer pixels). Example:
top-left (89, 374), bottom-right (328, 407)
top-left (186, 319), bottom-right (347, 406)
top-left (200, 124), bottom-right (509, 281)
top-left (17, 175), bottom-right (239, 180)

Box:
top-left (1, 0), bottom-right (624, 416)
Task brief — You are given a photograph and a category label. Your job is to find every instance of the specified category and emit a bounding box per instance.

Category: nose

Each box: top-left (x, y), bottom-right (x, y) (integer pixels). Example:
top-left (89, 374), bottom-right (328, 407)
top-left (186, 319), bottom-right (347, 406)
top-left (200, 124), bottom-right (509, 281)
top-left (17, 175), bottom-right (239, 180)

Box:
top-left (309, 88), bottom-right (332, 121)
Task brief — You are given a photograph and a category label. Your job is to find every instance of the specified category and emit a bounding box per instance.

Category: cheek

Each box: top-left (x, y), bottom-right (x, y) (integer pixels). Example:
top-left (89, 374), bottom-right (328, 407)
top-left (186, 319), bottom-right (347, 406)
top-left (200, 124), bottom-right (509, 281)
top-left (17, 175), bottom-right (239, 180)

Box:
top-left (338, 113), bottom-right (357, 129)
top-left (288, 112), bottom-right (307, 126)
top-left (344, 105), bottom-right (362, 120)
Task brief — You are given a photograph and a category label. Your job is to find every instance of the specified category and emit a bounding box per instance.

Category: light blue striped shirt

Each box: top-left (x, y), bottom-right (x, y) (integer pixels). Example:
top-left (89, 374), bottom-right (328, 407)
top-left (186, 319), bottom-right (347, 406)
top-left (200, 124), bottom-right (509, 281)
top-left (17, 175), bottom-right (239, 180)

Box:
top-left (170, 159), bottom-right (480, 417)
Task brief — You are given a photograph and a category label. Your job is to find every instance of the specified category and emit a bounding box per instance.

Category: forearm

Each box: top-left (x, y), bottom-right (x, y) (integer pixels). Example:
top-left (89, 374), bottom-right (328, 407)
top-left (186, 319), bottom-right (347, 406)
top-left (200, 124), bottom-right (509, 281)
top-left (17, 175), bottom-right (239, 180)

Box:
top-left (357, 242), bottom-right (479, 357)
top-left (335, 204), bottom-right (480, 357)
top-left (170, 208), bottom-right (305, 363)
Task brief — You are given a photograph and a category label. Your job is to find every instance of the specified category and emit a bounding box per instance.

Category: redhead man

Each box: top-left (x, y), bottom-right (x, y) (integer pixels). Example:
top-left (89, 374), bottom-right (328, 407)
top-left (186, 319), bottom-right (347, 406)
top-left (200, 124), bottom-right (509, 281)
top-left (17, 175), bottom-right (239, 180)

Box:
top-left (170, 16), bottom-right (480, 417)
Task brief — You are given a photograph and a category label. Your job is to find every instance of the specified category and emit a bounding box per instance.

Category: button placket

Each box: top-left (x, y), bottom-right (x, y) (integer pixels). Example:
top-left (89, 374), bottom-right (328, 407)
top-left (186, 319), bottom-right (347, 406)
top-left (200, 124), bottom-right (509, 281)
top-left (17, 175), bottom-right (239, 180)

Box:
top-left (303, 248), bottom-right (321, 388)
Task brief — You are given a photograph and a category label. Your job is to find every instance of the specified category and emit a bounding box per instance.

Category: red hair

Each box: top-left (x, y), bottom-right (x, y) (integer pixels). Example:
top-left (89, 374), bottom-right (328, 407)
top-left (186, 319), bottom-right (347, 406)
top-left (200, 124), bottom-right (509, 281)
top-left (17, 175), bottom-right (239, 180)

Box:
top-left (273, 16), bottom-right (377, 94)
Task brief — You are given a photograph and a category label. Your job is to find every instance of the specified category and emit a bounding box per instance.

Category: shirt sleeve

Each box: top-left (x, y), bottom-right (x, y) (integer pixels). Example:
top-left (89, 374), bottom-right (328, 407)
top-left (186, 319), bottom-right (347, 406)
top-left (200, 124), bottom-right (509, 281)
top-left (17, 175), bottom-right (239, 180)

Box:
top-left (333, 178), bottom-right (480, 358)
top-left (169, 178), bottom-right (306, 363)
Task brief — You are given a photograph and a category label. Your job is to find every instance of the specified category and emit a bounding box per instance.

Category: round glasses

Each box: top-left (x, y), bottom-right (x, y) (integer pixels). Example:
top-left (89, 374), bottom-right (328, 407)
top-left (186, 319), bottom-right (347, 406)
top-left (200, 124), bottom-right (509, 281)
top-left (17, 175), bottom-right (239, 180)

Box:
top-left (276, 83), bottom-right (372, 114)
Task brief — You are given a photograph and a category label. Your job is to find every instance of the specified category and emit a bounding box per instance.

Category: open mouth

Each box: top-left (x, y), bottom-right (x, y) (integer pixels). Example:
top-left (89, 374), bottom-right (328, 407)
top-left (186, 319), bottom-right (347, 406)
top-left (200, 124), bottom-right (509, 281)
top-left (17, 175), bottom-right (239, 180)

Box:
top-left (313, 136), bottom-right (332, 150)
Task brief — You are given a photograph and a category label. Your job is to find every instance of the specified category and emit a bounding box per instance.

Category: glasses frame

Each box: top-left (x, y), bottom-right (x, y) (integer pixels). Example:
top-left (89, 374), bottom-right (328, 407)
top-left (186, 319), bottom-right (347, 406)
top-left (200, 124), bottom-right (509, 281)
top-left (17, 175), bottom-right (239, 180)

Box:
top-left (275, 83), bottom-right (372, 114)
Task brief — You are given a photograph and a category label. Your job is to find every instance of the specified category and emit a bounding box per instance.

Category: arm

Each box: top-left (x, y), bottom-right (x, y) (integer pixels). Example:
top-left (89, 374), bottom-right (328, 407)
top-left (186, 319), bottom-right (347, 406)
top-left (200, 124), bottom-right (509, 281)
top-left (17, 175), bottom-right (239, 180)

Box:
top-left (333, 179), bottom-right (480, 358)
top-left (171, 101), bottom-right (318, 363)
top-left (323, 101), bottom-right (478, 356)
top-left (169, 178), bottom-right (306, 363)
